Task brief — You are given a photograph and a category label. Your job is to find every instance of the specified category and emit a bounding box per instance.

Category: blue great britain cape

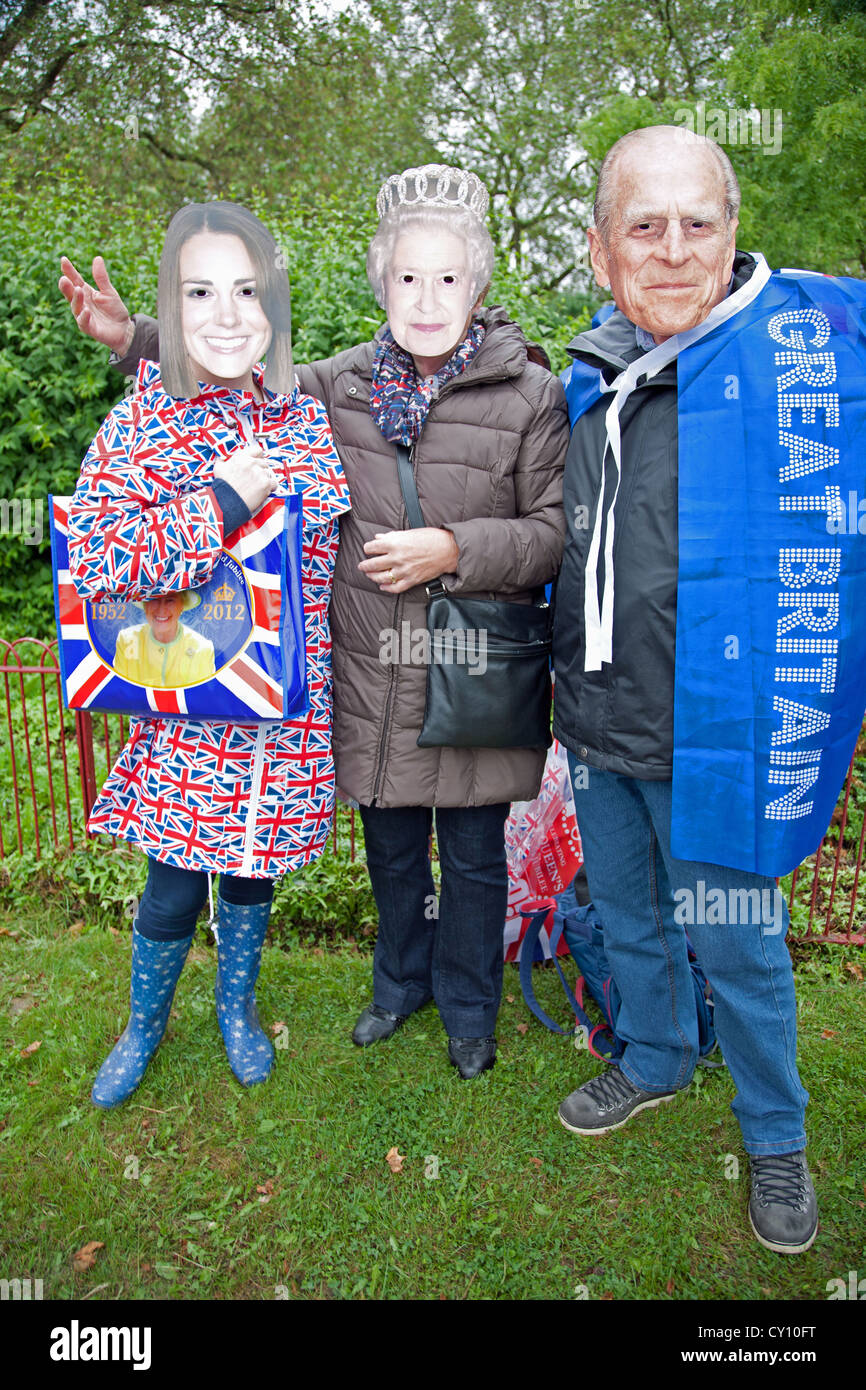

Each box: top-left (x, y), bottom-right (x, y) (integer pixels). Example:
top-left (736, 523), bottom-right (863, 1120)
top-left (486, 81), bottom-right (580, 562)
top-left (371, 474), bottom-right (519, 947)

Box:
top-left (64, 360), bottom-right (351, 878)
top-left (562, 263), bottom-right (866, 878)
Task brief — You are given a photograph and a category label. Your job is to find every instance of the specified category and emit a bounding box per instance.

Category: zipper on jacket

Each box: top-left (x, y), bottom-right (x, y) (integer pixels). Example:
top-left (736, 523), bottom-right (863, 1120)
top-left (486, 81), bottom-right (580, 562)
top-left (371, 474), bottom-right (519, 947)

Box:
top-left (240, 722), bottom-right (270, 875)
top-left (372, 592), bottom-right (402, 803)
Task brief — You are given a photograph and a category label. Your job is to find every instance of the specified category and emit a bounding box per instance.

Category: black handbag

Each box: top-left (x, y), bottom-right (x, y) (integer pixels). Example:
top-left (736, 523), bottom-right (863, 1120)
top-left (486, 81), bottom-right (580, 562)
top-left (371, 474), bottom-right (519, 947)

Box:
top-left (395, 444), bottom-right (552, 749)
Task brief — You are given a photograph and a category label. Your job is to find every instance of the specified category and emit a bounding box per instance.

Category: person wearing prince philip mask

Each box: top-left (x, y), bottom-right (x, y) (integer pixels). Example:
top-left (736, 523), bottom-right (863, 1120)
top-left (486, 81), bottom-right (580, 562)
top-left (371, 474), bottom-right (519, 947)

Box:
top-left (60, 165), bottom-right (568, 1080)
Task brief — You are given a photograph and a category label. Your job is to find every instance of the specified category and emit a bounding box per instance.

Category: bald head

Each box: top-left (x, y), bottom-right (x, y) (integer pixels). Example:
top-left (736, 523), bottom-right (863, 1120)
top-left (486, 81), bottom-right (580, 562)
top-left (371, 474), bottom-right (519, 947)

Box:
top-left (594, 125), bottom-right (740, 246)
top-left (585, 125), bottom-right (741, 343)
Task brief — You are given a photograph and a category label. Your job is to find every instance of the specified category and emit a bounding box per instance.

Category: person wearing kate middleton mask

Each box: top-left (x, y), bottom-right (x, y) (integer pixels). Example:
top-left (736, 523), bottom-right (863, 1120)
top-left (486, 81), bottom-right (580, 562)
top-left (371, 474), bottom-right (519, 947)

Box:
top-left (63, 201), bottom-right (350, 1109)
top-left (59, 165), bottom-right (568, 1080)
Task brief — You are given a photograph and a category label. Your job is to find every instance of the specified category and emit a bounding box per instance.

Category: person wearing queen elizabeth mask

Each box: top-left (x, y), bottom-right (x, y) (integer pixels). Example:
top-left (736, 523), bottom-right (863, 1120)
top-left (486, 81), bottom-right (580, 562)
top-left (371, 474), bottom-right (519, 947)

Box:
top-left (59, 165), bottom-right (569, 1079)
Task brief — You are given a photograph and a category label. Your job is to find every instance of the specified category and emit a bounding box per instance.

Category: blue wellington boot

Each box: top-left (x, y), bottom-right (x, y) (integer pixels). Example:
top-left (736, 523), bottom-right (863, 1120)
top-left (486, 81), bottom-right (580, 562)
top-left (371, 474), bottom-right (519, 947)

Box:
top-left (91, 924), bottom-right (193, 1109)
top-left (214, 897), bottom-right (275, 1086)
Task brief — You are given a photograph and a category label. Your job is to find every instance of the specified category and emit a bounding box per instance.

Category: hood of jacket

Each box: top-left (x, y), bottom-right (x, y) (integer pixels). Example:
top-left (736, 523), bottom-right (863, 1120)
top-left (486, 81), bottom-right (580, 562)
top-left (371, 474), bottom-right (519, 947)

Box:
top-left (132, 358), bottom-right (299, 432)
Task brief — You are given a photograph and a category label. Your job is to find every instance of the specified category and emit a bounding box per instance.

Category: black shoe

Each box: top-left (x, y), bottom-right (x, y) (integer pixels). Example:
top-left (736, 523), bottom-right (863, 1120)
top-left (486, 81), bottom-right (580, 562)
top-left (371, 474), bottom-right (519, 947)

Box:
top-left (558, 1067), bottom-right (679, 1135)
top-left (749, 1151), bottom-right (818, 1254)
top-left (351, 1003), bottom-right (407, 1047)
top-left (448, 1036), bottom-right (496, 1079)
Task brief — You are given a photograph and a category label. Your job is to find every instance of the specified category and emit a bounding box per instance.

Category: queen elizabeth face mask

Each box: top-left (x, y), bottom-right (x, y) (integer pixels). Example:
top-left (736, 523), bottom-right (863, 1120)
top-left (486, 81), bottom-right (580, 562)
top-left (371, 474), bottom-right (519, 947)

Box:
top-left (384, 228), bottom-right (478, 375)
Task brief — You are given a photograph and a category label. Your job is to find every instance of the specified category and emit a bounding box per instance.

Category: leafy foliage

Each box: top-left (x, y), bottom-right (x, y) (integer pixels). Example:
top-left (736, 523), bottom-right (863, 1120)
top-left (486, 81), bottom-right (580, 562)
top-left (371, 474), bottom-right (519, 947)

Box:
top-left (724, 2), bottom-right (866, 273)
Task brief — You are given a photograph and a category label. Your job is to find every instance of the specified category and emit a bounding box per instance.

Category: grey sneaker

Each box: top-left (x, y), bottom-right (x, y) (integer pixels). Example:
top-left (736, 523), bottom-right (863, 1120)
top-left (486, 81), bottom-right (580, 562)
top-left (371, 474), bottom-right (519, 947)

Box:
top-left (749, 1151), bottom-right (818, 1254)
top-left (558, 1066), bottom-right (679, 1135)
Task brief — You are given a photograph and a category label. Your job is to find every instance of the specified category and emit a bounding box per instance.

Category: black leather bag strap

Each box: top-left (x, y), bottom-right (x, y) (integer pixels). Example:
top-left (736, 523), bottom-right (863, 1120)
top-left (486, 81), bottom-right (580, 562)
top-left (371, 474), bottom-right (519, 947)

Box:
top-left (396, 444), bottom-right (446, 598)
top-left (396, 443), bottom-right (549, 608)
top-left (395, 444), bottom-right (427, 531)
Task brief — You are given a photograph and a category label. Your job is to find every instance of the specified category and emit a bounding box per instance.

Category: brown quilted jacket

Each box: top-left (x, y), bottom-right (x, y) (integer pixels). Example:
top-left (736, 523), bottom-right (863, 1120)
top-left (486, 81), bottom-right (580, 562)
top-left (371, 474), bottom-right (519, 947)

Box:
top-left (298, 307), bottom-right (568, 807)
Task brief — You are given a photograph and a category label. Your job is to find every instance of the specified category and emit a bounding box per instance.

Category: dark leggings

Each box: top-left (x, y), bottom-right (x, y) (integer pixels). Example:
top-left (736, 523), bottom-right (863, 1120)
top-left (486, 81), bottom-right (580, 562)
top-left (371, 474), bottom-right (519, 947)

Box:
top-left (136, 857), bottom-right (274, 941)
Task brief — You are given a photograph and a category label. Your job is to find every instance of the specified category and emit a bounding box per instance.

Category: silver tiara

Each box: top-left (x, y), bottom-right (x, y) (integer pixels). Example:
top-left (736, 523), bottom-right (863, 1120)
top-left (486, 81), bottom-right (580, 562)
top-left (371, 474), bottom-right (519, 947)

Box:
top-left (375, 164), bottom-right (489, 222)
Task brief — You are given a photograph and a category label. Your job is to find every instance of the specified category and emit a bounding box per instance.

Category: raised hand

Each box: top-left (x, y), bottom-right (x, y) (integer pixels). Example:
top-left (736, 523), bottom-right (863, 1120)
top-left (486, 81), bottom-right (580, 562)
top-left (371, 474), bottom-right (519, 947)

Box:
top-left (58, 255), bottom-right (135, 354)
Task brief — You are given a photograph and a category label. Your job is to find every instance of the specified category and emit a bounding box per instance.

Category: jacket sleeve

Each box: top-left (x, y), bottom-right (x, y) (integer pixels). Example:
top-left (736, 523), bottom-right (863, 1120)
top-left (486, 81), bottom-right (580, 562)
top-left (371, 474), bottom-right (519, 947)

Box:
top-left (109, 314), bottom-right (160, 375)
top-left (441, 371), bottom-right (569, 594)
top-left (295, 359), bottom-right (333, 411)
top-left (67, 396), bottom-right (227, 600)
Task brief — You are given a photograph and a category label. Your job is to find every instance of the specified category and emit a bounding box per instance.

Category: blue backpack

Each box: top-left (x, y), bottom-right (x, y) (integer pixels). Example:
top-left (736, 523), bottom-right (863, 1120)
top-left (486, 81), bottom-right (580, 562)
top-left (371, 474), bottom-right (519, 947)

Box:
top-left (517, 878), bottom-right (723, 1066)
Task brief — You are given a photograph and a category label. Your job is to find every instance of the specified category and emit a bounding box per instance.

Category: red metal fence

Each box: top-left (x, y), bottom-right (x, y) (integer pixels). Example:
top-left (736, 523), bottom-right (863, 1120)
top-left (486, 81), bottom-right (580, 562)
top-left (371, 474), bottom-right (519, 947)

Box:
top-left (1, 636), bottom-right (863, 944)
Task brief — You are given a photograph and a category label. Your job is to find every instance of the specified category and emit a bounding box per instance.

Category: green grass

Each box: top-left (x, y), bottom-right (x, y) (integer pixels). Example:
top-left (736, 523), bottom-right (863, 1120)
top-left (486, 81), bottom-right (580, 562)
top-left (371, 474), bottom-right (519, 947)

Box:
top-left (1, 900), bottom-right (864, 1302)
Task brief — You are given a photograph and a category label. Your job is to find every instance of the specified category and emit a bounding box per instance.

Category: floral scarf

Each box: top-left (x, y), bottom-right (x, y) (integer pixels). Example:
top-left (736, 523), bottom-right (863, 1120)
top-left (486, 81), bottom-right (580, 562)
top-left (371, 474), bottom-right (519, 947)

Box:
top-left (369, 319), bottom-right (486, 445)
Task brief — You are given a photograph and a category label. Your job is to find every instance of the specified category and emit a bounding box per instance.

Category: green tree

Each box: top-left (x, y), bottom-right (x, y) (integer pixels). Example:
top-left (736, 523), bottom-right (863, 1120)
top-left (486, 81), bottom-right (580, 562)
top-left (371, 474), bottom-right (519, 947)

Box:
top-left (359, 1), bottom-right (755, 288)
top-left (722, 0), bottom-right (866, 273)
top-left (0, 0), bottom-right (435, 220)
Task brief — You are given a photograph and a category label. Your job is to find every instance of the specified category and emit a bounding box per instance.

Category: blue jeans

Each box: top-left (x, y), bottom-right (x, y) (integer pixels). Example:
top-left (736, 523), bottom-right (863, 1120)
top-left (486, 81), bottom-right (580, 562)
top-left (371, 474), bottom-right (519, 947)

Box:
top-left (359, 803), bottom-right (509, 1037)
top-left (566, 755), bottom-right (808, 1155)
top-left (137, 858), bottom-right (274, 940)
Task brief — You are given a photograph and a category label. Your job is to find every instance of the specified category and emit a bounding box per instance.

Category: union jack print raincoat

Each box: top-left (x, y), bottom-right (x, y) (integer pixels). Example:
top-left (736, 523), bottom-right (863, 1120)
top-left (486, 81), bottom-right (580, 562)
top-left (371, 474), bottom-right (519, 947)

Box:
top-left (68, 360), bottom-right (351, 877)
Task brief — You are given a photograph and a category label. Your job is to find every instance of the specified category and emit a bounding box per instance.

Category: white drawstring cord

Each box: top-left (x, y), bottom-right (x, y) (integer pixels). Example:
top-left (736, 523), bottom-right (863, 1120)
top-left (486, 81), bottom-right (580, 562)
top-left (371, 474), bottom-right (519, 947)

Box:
top-left (582, 252), bottom-right (774, 672)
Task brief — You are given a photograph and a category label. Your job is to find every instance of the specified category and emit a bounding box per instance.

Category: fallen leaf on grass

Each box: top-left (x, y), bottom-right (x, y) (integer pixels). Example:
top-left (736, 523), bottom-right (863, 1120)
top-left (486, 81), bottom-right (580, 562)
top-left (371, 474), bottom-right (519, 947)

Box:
top-left (505, 994), bottom-right (515, 1004)
top-left (666, 1277), bottom-right (675, 1294)
top-left (72, 1240), bottom-right (104, 1273)
top-left (385, 1146), bottom-right (405, 1174)
top-left (844, 961), bottom-right (864, 982)
top-left (821, 1029), bottom-right (838, 1039)
top-left (257, 1179), bottom-right (275, 1203)
top-left (9, 994), bottom-right (36, 1017)
top-left (67, 921), bottom-right (85, 936)
top-left (516, 1023), bottom-right (528, 1036)
top-left (20, 1040), bottom-right (41, 1057)
top-left (26, 1079), bottom-right (38, 1088)
top-left (529, 1157), bottom-right (542, 1168)
top-left (0, 927), bottom-right (20, 939)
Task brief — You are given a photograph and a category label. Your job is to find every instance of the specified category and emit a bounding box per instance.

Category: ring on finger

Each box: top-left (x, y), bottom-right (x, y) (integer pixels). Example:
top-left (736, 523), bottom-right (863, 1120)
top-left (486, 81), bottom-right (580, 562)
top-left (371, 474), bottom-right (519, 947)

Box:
top-left (388, 569), bottom-right (396, 585)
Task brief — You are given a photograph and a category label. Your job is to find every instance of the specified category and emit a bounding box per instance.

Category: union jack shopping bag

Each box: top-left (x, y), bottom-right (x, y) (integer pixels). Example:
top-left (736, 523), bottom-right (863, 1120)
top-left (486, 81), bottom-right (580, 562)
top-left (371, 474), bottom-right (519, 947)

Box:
top-left (49, 495), bottom-right (308, 721)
